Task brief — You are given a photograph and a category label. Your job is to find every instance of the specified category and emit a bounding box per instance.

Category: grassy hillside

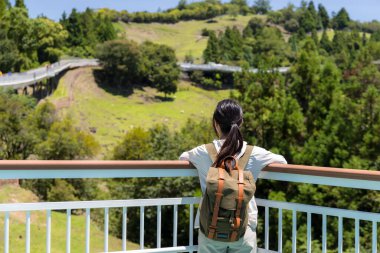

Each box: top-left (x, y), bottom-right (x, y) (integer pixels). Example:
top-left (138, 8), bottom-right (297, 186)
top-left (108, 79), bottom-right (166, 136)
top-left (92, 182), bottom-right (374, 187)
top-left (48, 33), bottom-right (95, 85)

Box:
top-left (116, 15), bottom-right (264, 62)
top-left (48, 67), bottom-right (230, 157)
top-left (0, 184), bottom-right (139, 252)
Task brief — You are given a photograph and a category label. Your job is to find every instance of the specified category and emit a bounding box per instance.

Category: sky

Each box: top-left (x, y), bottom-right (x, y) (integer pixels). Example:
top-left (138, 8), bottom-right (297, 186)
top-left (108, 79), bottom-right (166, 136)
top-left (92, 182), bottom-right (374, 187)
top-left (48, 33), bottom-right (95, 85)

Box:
top-left (10, 0), bottom-right (380, 22)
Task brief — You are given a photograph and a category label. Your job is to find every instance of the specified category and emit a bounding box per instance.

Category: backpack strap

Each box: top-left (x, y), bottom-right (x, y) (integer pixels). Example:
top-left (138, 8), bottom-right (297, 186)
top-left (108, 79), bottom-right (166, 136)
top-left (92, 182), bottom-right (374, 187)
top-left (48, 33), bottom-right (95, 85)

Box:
top-left (205, 143), bottom-right (218, 164)
top-left (238, 145), bottom-right (254, 169)
top-left (231, 168), bottom-right (244, 241)
top-left (207, 167), bottom-right (225, 239)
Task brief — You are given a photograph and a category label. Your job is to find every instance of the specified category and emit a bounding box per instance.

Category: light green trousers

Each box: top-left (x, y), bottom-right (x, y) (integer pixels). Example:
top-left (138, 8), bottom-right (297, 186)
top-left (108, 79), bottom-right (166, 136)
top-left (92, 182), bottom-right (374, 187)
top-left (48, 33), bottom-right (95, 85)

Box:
top-left (198, 225), bottom-right (257, 253)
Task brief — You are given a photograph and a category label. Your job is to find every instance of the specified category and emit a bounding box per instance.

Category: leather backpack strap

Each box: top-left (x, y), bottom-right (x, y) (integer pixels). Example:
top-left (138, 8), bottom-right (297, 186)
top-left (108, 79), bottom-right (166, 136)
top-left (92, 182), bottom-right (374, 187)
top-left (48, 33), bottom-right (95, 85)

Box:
top-left (238, 145), bottom-right (254, 169)
top-left (230, 168), bottom-right (244, 241)
top-left (208, 167), bottom-right (225, 239)
top-left (205, 143), bottom-right (218, 164)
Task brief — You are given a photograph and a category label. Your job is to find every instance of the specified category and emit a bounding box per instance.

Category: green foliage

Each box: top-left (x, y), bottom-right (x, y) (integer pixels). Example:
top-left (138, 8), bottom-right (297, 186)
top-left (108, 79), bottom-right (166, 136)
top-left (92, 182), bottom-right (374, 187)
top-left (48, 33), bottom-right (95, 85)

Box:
top-left (35, 118), bottom-right (99, 160)
top-left (140, 42), bottom-right (180, 96)
top-left (252, 0), bottom-right (271, 14)
top-left (96, 40), bottom-right (142, 85)
top-left (318, 3), bottom-right (329, 29)
top-left (0, 90), bottom-right (36, 159)
top-left (97, 40), bottom-right (180, 96)
top-left (332, 8), bottom-right (350, 30)
top-left (15, 0), bottom-right (26, 9)
top-left (60, 8), bottom-right (117, 57)
top-left (203, 31), bottom-right (220, 63)
top-left (0, 0), bottom-right (7, 18)
top-left (113, 127), bottom-right (152, 160)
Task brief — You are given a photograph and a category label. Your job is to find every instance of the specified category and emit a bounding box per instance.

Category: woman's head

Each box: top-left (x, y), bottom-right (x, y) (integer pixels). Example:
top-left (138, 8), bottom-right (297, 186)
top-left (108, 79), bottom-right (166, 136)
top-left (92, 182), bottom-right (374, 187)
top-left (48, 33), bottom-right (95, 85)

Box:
top-left (212, 99), bottom-right (244, 167)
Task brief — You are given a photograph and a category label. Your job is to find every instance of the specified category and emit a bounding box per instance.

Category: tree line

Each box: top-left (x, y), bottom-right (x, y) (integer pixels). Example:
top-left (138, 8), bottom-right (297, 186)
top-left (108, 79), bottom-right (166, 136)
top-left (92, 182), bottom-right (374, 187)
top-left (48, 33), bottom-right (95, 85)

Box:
top-left (0, 0), bottom-right (116, 72)
top-left (99, 0), bottom-right (272, 24)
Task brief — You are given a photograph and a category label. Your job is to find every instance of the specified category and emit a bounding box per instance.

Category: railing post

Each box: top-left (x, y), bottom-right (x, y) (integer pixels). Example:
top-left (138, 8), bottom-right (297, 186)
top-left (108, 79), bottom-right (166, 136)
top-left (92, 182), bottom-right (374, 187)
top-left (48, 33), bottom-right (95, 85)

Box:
top-left (355, 219), bottom-right (360, 253)
top-left (66, 209), bottom-right (71, 253)
top-left (104, 207), bottom-right (109, 252)
top-left (46, 210), bottom-right (51, 253)
top-left (173, 205), bottom-right (178, 247)
top-left (157, 205), bottom-right (161, 248)
top-left (373, 221), bottom-right (377, 253)
top-left (322, 214), bottom-right (327, 253)
top-left (122, 207), bottom-right (127, 251)
top-left (26, 211), bottom-right (31, 253)
top-left (189, 204), bottom-right (194, 253)
top-left (307, 212), bottom-right (311, 253)
top-left (265, 206), bottom-right (269, 251)
top-left (85, 208), bottom-right (90, 253)
top-left (338, 216), bottom-right (343, 253)
top-left (292, 211), bottom-right (297, 253)
top-left (4, 212), bottom-right (9, 253)
top-left (140, 206), bottom-right (144, 249)
top-left (278, 208), bottom-right (282, 253)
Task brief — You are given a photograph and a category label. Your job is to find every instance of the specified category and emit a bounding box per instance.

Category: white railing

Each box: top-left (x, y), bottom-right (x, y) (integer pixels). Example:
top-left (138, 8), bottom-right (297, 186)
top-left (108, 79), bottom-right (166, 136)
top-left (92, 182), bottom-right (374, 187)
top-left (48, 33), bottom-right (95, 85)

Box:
top-left (0, 161), bottom-right (379, 253)
top-left (0, 59), bottom-right (99, 89)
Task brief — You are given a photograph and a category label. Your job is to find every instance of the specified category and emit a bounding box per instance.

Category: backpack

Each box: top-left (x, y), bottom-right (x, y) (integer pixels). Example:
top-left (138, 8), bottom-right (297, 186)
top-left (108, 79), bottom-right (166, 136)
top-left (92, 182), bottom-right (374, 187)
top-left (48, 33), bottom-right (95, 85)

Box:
top-left (199, 143), bottom-right (256, 242)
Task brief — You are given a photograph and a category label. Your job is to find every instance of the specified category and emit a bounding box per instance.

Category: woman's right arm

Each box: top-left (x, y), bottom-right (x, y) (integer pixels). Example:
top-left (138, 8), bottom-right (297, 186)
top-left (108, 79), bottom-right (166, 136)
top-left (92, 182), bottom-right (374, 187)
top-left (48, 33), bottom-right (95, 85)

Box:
top-left (248, 146), bottom-right (287, 181)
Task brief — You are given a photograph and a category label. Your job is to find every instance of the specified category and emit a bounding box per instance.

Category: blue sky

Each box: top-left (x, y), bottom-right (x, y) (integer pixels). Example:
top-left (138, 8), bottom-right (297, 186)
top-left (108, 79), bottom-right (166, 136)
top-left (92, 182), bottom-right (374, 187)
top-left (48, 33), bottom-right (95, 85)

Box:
top-left (10, 0), bottom-right (380, 22)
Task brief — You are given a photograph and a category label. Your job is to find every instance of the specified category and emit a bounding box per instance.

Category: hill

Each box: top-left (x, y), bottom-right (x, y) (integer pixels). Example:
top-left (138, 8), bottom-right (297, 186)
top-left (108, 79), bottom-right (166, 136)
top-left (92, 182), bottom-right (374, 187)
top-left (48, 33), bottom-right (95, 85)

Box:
top-left (116, 15), bottom-right (263, 62)
top-left (47, 67), bottom-right (230, 157)
top-left (0, 184), bottom-right (139, 252)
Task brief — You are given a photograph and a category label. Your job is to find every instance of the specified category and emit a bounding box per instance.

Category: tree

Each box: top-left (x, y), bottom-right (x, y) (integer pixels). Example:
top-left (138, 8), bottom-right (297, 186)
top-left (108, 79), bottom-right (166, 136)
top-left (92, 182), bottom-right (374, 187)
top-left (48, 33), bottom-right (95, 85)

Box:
top-left (203, 30), bottom-right (220, 63)
top-left (140, 42), bottom-right (180, 96)
top-left (320, 29), bottom-right (332, 53)
top-left (35, 118), bottom-right (99, 160)
top-left (96, 40), bottom-right (142, 86)
top-left (33, 17), bottom-right (68, 63)
top-left (332, 8), bottom-right (350, 30)
top-left (318, 3), bottom-right (329, 29)
top-left (0, 90), bottom-right (36, 159)
top-left (230, 0), bottom-right (249, 15)
top-left (15, 0), bottom-right (26, 9)
top-left (177, 0), bottom-right (187, 10)
top-left (252, 0), bottom-right (271, 14)
top-left (0, 27), bottom-right (20, 72)
top-left (0, 0), bottom-right (8, 18)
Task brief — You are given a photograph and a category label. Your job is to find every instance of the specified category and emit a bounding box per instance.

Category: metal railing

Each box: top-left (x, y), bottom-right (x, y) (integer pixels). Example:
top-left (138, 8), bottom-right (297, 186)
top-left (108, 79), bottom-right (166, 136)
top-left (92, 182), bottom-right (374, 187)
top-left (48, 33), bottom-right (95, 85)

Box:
top-left (0, 59), bottom-right (99, 90)
top-left (0, 161), bottom-right (379, 253)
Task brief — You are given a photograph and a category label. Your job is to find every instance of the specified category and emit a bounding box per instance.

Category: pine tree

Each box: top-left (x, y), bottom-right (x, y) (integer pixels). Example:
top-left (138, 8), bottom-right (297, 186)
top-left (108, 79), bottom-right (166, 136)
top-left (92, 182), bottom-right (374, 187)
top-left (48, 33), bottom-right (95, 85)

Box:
top-left (318, 3), bottom-right (329, 29)
top-left (203, 30), bottom-right (220, 63)
top-left (332, 8), bottom-right (350, 30)
top-left (15, 0), bottom-right (26, 9)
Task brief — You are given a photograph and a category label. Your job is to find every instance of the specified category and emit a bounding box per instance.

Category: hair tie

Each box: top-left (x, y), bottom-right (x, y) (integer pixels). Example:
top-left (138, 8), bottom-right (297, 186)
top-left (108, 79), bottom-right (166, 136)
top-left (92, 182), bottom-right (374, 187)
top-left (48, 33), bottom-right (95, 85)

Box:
top-left (231, 123), bottom-right (238, 127)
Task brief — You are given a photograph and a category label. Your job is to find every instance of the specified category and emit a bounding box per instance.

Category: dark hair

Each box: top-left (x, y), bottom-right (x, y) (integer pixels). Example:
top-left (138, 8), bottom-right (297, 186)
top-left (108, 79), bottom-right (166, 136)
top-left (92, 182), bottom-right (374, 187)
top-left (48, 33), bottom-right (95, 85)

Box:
top-left (212, 99), bottom-right (244, 167)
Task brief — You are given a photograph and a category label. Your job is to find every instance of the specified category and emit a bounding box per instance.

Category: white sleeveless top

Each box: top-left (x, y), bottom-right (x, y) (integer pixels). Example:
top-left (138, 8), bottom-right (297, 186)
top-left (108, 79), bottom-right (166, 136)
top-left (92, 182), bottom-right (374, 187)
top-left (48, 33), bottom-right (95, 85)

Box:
top-left (179, 139), bottom-right (287, 229)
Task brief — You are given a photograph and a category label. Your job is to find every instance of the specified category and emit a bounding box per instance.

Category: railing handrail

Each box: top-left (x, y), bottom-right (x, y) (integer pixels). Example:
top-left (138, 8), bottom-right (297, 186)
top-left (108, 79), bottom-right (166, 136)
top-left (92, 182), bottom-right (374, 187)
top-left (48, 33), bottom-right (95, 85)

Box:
top-left (0, 160), bottom-right (379, 182)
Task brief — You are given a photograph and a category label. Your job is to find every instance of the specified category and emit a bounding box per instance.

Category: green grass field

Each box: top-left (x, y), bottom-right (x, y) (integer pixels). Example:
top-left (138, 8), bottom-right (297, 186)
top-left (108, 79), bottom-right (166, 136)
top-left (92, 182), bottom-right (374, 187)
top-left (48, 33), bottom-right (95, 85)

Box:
top-left (117, 15), bottom-right (263, 62)
top-left (0, 185), bottom-right (140, 252)
top-left (47, 67), bottom-right (230, 157)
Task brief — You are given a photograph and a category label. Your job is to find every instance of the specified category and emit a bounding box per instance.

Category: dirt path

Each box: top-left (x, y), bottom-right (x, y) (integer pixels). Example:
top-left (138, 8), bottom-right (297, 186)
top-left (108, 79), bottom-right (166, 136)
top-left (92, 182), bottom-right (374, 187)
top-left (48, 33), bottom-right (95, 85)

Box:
top-left (53, 68), bottom-right (87, 110)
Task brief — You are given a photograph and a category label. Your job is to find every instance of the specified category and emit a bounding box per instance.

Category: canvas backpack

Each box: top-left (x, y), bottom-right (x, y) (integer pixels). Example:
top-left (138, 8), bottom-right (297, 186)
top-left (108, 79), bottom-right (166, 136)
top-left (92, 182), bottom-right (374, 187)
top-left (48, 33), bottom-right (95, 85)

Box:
top-left (199, 143), bottom-right (256, 242)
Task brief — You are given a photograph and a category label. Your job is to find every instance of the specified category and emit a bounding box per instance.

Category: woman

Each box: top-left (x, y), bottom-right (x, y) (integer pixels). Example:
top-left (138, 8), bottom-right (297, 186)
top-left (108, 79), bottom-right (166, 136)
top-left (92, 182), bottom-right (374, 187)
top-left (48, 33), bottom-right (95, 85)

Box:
top-left (180, 99), bottom-right (287, 253)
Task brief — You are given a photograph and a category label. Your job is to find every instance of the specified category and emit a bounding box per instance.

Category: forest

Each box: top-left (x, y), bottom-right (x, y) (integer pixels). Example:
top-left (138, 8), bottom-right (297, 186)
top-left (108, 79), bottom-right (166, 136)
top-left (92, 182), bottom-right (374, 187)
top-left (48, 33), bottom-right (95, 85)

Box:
top-left (0, 0), bottom-right (379, 252)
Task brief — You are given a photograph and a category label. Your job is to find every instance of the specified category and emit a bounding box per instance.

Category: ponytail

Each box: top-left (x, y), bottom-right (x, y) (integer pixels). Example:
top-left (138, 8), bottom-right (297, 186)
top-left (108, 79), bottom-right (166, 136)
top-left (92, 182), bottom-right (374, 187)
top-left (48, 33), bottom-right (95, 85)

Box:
top-left (212, 99), bottom-right (244, 167)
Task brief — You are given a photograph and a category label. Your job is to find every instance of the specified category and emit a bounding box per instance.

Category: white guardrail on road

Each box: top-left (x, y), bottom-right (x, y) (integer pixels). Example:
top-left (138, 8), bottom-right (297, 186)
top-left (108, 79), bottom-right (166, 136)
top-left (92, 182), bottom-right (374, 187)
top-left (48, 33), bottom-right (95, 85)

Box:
top-left (0, 59), bottom-right (99, 90)
top-left (0, 59), bottom-right (291, 90)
